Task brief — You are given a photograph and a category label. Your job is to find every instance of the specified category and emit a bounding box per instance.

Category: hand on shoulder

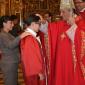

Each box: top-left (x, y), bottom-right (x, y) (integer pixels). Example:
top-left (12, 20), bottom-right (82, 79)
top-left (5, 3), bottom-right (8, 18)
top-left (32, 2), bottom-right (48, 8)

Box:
top-left (20, 31), bottom-right (31, 39)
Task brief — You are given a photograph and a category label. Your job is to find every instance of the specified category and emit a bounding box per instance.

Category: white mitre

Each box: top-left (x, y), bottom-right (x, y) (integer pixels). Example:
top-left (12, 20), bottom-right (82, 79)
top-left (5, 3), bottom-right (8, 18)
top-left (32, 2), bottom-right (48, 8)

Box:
top-left (60, 0), bottom-right (75, 10)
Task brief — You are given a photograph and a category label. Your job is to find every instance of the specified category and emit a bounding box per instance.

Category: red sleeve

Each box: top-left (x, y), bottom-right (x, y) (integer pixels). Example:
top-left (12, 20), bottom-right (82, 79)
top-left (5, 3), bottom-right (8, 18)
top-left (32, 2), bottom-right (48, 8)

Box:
top-left (76, 16), bottom-right (85, 31)
top-left (20, 36), bottom-right (43, 76)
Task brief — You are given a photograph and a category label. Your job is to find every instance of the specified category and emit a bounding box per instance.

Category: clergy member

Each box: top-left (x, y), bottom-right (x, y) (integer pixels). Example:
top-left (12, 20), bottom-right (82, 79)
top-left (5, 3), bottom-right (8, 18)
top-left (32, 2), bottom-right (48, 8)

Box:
top-left (74, 0), bottom-right (85, 19)
top-left (54, 0), bottom-right (85, 85)
top-left (48, 0), bottom-right (85, 85)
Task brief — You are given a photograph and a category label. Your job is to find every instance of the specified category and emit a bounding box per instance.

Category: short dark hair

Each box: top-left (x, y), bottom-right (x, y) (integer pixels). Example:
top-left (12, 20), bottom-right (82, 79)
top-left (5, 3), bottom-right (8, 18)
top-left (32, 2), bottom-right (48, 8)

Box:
top-left (24, 14), bottom-right (40, 26)
top-left (0, 15), bottom-right (12, 29)
top-left (82, 0), bottom-right (85, 2)
top-left (45, 11), bottom-right (52, 17)
top-left (10, 15), bottom-right (18, 21)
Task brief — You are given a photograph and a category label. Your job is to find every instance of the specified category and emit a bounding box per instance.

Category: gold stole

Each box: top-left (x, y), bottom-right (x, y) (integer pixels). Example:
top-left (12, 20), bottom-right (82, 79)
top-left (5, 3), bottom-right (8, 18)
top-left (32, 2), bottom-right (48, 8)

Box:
top-left (80, 31), bottom-right (85, 79)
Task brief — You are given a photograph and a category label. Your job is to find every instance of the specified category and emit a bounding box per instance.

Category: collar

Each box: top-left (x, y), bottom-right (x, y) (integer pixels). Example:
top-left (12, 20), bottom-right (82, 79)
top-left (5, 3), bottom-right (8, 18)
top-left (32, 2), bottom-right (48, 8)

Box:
top-left (80, 8), bottom-right (85, 12)
top-left (25, 28), bottom-right (37, 37)
top-left (25, 28), bottom-right (41, 44)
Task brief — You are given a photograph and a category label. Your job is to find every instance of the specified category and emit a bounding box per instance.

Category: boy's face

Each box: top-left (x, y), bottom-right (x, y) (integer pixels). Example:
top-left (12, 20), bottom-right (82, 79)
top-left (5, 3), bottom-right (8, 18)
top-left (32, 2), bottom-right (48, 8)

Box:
top-left (31, 21), bottom-right (41, 32)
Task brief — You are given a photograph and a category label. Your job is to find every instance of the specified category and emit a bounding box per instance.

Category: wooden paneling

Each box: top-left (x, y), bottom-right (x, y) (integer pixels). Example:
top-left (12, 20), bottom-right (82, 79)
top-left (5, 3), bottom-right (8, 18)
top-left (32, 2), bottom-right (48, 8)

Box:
top-left (22, 0), bottom-right (60, 21)
top-left (0, 0), bottom-right (61, 21)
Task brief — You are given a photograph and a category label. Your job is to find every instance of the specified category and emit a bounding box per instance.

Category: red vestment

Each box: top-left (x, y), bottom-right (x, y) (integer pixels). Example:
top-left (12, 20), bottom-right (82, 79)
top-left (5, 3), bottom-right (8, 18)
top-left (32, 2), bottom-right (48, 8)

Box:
top-left (54, 17), bottom-right (85, 85)
top-left (48, 21), bottom-right (73, 85)
top-left (20, 35), bottom-right (45, 85)
top-left (55, 18), bottom-right (85, 85)
top-left (74, 16), bottom-right (85, 85)
top-left (38, 31), bottom-right (49, 84)
top-left (51, 21), bottom-right (74, 85)
top-left (37, 31), bottom-right (47, 62)
top-left (80, 11), bottom-right (85, 20)
top-left (48, 22), bottom-right (59, 85)
top-left (48, 16), bottom-right (85, 85)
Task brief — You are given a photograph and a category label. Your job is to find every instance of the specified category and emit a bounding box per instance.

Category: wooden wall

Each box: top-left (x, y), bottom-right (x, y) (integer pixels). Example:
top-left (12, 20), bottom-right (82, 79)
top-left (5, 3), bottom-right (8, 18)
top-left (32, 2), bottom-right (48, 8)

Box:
top-left (0, 0), bottom-right (61, 21)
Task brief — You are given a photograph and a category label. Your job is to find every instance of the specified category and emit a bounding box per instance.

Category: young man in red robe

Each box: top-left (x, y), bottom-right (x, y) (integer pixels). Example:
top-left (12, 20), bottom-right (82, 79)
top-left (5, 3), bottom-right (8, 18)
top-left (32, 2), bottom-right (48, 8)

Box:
top-left (20, 14), bottom-right (46, 85)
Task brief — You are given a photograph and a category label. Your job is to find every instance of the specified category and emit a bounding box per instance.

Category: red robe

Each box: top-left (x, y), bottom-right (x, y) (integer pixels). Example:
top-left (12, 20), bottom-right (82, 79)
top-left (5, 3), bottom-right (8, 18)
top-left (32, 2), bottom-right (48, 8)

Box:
top-left (48, 22), bottom-right (59, 85)
top-left (74, 16), bottom-right (85, 85)
top-left (48, 21), bottom-right (72, 85)
top-left (38, 31), bottom-right (49, 83)
top-left (48, 14), bottom-right (85, 85)
top-left (54, 17), bottom-right (85, 85)
top-left (37, 31), bottom-right (47, 62)
top-left (50, 21), bottom-right (74, 85)
top-left (20, 35), bottom-right (45, 85)
top-left (54, 18), bottom-right (85, 85)
top-left (80, 10), bottom-right (85, 20)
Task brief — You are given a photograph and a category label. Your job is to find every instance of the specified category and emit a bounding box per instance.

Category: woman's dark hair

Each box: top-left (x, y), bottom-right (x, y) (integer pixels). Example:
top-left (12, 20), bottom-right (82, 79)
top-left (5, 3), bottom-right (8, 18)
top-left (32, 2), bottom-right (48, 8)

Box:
top-left (0, 15), bottom-right (12, 29)
top-left (24, 14), bottom-right (40, 26)
top-left (82, 0), bottom-right (85, 2)
top-left (10, 15), bottom-right (18, 21)
top-left (45, 11), bottom-right (52, 17)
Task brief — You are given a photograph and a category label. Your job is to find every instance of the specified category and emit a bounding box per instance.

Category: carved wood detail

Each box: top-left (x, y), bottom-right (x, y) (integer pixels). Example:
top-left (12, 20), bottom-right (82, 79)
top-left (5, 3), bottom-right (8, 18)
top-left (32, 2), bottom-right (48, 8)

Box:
top-left (0, 0), bottom-right (60, 21)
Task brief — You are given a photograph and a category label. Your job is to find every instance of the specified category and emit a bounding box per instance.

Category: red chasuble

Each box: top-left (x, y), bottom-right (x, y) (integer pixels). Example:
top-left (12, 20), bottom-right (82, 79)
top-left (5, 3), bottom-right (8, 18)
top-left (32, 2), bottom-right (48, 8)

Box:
top-left (48, 16), bottom-right (85, 85)
top-left (54, 18), bottom-right (85, 85)
top-left (55, 34), bottom-right (74, 85)
top-left (20, 35), bottom-right (45, 85)
top-left (48, 21), bottom-right (73, 85)
top-left (48, 22), bottom-right (58, 85)
top-left (51, 21), bottom-right (74, 85)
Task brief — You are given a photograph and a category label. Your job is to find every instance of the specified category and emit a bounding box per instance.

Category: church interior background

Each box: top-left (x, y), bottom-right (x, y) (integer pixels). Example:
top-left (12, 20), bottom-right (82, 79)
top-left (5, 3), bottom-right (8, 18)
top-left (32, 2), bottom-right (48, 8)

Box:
top-left (0, 0), bottom-right (81, 85)
top-left (0, 0), bottom-right (61, 85)
top-left (0, 0), bottom-right (61, 23)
